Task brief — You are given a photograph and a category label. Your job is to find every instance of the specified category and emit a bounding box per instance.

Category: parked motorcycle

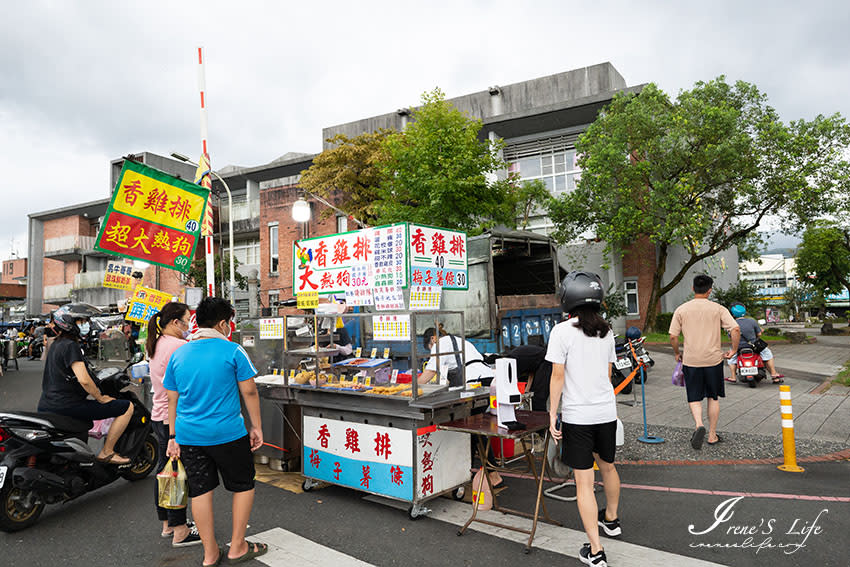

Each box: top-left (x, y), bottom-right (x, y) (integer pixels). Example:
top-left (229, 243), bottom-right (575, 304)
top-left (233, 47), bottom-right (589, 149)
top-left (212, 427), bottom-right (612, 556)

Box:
top-left (0, 356), bottom-right (157, 532)
top-left (735, 345), bottom-right (766, 388)
top-left (612, 337), bottom-right (634, 394)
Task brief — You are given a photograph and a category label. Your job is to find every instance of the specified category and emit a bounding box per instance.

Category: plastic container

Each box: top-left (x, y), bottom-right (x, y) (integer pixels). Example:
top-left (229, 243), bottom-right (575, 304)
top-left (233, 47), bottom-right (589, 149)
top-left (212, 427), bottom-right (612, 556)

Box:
top-left (130, 361), bottom-right (150, 379)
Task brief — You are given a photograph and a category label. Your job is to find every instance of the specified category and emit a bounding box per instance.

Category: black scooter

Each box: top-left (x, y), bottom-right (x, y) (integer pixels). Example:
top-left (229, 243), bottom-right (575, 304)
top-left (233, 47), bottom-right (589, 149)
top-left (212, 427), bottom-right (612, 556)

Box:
top-left (0, 357), bottom-right (157, 532)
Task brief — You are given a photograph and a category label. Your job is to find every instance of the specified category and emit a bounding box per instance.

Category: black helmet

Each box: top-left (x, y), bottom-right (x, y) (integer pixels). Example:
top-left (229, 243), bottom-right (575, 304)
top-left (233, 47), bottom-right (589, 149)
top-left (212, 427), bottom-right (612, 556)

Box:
top-left (53, 313), bottom-right (81, 336)
top-left (558, 271), bottom-right (604, 313)
top-left (55, 302), bottom-right (102, 318)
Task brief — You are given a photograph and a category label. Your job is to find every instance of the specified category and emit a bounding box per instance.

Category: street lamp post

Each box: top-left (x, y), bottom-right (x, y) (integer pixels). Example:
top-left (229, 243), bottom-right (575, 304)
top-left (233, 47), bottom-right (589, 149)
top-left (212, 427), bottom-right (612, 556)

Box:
top-left (291, 190), bottom-right (366, 229)
top-left (171, 152), bottom-right (236, 305)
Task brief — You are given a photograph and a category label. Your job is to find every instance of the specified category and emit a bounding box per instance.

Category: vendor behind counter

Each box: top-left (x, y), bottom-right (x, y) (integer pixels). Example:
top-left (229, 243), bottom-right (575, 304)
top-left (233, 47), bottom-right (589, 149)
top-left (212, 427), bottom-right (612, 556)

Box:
top-left (418, 324), bottom-right (494, 386)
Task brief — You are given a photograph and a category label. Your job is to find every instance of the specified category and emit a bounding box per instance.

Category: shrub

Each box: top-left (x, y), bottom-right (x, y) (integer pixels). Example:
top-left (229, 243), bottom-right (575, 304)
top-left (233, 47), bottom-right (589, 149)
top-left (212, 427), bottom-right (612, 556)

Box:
top-left (654, 312), bottom-right (674, 333)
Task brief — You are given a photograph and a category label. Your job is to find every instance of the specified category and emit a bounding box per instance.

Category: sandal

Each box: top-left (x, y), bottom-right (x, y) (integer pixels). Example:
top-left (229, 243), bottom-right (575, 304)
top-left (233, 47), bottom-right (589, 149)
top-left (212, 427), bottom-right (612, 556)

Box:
top-left (725, 376), bottom-right (737, 383)
top-left (96, 453), bottom-right (131, 465)
top-left (226, 540), bottom-right (268, 564)
top-left (772, 375), bottom-right (785, 384)
top-left (707, 434), bottom-right (723, 445)
top-left (203, 545), bottom-right (225, 567)
top-left (690, 426), bottom-right (706, 450)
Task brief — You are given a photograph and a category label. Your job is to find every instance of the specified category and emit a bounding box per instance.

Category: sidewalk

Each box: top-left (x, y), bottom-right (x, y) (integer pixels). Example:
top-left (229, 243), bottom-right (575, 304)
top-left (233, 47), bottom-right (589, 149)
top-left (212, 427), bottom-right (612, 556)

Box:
top-left (613, 336), bottom-right (850, 464)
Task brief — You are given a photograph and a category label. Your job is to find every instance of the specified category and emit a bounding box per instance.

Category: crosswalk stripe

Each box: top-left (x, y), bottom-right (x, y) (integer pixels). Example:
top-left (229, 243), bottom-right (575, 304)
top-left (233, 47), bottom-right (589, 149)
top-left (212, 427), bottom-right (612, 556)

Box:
top-left (250, 527), bottom-right (376, 566)
top-left (364, 496), bottom-right (725, 567)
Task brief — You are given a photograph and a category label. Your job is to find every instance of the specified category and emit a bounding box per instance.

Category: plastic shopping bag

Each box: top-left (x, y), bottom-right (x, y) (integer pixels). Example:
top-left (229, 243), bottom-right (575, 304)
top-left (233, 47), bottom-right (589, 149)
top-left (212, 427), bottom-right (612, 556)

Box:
top-left (671, 361), bottom-right (685, 387)
top-left (157, 458), bottom-right (188, 509)
top-left (88, 418), bottom-right (114, 439)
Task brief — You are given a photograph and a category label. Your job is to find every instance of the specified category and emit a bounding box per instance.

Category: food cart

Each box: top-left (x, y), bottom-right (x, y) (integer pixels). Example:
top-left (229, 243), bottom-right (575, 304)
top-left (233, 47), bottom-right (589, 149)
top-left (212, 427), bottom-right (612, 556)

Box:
top-left (252, 222), bottom-right (508, 517)
top-left (256, 308), bottom-right (489, 518)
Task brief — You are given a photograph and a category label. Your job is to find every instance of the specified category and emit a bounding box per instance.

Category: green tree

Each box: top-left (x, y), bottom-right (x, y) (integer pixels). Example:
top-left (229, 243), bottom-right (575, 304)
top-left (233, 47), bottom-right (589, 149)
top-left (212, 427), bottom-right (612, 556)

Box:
top-left (185, 253), bottom-right (248, 299)
top-left (783, 283), bottom-right (814, 321)
top-left (374, 88), bottom-right (518, 234)
top-left (794, 222), bottom-right (850, 300)
top-left (514, 179), bottom-right (551, 230)
top-left (547, 77), bottom-right (850, 331)
top-left (711, 279), bottom-right (764, 315)
top-left (298, 130), bottom-right (392, 226)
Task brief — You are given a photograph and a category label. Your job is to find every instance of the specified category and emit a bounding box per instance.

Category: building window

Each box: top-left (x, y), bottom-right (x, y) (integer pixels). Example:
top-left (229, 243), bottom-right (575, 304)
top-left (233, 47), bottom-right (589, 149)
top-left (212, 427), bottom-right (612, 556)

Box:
top-left (336, 215), bottom-right (348, 233)
top-left (510, 149), bottom-right (581, 196)
top-left (268, 290), bottom-right (279, 308)
top-left (269, 225), bottom-right (279, 274)
top-left (226, 239), bottom-right (260, 266)
top-left (625, 281), bottom-right (639, 316)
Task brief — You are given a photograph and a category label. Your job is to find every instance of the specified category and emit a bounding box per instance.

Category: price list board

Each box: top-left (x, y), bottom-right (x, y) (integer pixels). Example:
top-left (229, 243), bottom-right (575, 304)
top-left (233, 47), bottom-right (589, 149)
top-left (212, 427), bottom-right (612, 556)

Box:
top-left (373, 224), bottom-right (407, 288)
top-left (373, 314), bottom-right (411, 341)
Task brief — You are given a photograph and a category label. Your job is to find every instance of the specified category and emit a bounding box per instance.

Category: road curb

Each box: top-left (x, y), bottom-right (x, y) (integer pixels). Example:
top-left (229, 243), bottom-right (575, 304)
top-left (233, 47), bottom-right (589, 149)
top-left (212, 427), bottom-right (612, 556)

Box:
top-left (615, 447), bottom-right (850, 466)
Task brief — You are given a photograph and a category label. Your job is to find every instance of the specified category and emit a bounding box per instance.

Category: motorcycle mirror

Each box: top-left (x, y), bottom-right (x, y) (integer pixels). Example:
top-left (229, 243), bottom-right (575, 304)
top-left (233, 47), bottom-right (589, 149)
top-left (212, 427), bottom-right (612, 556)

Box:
top-left (131, 352), bottom-right (144, 364)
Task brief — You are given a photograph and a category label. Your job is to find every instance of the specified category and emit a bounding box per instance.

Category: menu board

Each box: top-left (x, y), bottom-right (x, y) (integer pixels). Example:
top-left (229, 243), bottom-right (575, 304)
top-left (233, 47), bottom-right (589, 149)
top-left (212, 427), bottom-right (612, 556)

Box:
top-left (409, 285), bottom-right (442, 310)
top-left (373, 286), bottom-right (405, 311)
top-left (373, 314), bottom-right (410, 341)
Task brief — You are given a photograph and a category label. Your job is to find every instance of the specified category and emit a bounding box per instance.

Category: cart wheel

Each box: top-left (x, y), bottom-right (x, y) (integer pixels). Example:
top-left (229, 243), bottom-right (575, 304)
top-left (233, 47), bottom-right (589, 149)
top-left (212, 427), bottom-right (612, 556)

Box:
top-left (452, 486), bottom-right (465, 501)
top-left (456, 530), bottom-right (464, 536)
top-left (302, 479), bottom-right (316, 492)
top-left (407, 506), bottom-right (422, 521)
top-left (523, 547), bottom-right (531, 555)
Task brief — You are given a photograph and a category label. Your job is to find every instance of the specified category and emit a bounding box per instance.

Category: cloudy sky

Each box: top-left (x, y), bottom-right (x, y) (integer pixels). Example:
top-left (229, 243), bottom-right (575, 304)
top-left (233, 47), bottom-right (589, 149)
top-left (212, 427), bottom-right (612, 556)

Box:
top-left (2, 0), bottom-right (848, 260)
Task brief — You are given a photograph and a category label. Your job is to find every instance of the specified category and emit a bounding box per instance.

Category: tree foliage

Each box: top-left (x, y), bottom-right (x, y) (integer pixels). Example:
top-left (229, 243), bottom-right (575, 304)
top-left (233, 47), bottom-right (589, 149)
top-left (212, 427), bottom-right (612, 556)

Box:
top-left (794, 222), bottom-right (850, 298)
top-left (298, 130), bottom-right (391, 226)
top-left (514, 179), bottom-right (551, 230)
top-left (547, 77), bottom-right (850, 331)
top-left (711, 279), bottom-right (765, 315)
top-left (185, 253), bottom-right (248, 298)
top-left (783, 283), bottom-right (815, 320)
top-left (373, 88), bottom-right (518, 234)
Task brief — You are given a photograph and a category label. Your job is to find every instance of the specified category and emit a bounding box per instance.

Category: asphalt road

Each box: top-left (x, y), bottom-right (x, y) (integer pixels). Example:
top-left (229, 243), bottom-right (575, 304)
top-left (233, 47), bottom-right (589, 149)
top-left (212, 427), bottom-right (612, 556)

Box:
top-left (2, 359), bottom-right (848, 566)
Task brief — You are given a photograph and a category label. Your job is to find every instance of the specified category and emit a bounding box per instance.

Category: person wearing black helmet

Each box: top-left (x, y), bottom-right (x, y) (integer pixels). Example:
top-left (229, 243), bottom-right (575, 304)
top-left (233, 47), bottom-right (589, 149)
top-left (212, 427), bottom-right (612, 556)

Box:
top-left (547, 271), bottom-right (621, 567)
top-left (38, 313), bottom-right (135, 465)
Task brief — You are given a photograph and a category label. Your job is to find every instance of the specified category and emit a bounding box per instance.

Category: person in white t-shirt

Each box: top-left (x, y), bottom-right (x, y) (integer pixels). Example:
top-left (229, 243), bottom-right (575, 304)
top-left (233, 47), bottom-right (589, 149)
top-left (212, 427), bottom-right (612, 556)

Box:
top-left (417, 324), bottom-right (495, 386)
top-left (547, 271), bottom-right (621, 567)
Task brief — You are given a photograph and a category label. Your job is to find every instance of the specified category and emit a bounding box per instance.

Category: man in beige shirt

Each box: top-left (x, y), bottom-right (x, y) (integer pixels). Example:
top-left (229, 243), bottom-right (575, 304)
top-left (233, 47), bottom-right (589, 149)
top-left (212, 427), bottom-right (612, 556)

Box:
top-left (669, 274), bottom-right (740, 450)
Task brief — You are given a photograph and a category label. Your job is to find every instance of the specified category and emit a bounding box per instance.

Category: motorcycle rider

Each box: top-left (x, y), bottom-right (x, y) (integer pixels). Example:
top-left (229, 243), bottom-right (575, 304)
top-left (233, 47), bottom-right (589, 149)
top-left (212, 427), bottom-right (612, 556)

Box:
top-left (726, 304), bottom-right (785, 384)
top-left (37, 313), bottom-right (135, 465)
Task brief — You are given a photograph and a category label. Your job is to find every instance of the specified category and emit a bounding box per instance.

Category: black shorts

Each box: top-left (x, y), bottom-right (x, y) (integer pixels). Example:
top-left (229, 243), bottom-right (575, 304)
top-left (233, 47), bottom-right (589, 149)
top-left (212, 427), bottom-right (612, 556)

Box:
top-left (683, 363), bottom-right (725, 402)
top-left (44, 398), bottom-right (131, 421)
top-left (561, 420), bottom-right (617, 470)
top-left (180, 435), bottom-right (255, 497)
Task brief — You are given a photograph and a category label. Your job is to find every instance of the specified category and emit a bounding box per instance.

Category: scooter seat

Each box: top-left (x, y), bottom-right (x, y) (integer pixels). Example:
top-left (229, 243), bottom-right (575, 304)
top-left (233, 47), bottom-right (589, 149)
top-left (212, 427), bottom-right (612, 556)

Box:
top-left (10, 411), bottom-right (93, 434)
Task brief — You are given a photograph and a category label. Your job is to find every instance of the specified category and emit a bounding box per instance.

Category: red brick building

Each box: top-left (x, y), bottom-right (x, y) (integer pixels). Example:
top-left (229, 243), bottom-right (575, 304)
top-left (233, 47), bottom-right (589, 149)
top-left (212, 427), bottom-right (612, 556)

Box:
top-left (1, 258), bottom-right (27, 285)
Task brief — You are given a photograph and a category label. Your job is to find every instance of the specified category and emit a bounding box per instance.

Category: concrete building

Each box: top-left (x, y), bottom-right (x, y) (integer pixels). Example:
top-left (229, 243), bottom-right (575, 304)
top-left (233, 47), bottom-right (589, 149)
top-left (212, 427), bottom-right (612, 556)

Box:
top-left (26, 153), bottom-right (198, 316)
top-left (319, 62), bottom-right (738, 329)
top-left (1, 258), bottom-right (27, 286)
top-left (26, 63), bottom-right (740, 331)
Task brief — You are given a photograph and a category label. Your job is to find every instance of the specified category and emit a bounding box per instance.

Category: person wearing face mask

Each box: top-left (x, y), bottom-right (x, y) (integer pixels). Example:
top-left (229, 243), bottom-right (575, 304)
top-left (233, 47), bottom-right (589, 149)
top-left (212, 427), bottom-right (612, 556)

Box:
top-left (145, 302), bottom-right (200, 547)
top-left (164, 297), bottom-right (267, 566)
top-left (37, 313), bottom-right (135, 465)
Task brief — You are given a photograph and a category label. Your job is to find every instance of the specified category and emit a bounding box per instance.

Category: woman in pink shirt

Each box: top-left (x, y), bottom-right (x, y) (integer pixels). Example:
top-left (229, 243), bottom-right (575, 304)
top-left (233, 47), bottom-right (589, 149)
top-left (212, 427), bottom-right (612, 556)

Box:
top-left (145, 302), bottom-right (200, 547)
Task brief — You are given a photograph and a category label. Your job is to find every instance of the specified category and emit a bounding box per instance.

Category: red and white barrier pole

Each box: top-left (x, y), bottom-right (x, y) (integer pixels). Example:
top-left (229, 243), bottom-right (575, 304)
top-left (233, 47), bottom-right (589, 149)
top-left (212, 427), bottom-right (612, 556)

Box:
top-left (198, 47), bottom-right (215, 298)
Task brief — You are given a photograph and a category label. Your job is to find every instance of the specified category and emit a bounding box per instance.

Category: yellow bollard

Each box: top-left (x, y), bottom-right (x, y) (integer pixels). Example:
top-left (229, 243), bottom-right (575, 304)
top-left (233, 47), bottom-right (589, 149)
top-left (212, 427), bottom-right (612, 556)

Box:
top-left (777, 385), bottom-right (804, 473)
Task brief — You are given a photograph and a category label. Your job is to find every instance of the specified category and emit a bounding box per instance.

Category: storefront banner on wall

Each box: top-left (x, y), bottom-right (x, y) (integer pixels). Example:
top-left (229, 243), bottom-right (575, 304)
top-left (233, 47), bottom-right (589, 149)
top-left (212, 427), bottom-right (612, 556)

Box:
top-left (408, 224), bottom-right (468, 290)
top-left (102, 261), bottom-right (134, 290)
top-left (125, 285), bottom-right (173, 324)
top-left (94, 160), bottom-right (208, 273)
